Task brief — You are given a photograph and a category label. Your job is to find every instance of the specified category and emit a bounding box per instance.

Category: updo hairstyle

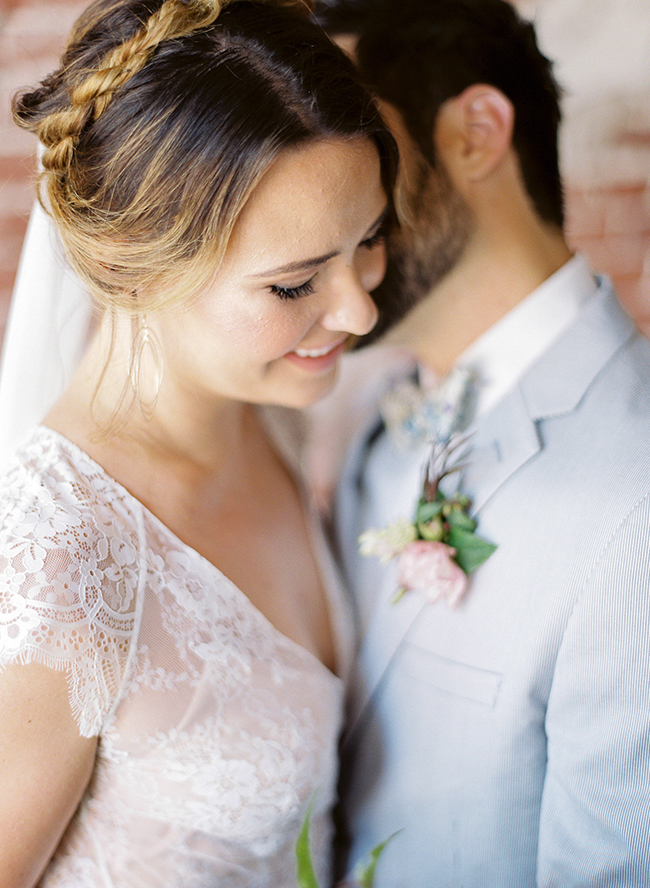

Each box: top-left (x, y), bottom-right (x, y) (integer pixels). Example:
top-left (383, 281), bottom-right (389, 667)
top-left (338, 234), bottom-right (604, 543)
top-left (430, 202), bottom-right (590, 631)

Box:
top-left (13, 0), bottom-right (396, 313)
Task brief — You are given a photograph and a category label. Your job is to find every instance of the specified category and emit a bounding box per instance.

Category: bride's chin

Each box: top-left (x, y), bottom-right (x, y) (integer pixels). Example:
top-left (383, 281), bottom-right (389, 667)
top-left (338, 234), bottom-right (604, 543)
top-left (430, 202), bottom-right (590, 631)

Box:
top-left (273, 374), bottom-right (340, 411)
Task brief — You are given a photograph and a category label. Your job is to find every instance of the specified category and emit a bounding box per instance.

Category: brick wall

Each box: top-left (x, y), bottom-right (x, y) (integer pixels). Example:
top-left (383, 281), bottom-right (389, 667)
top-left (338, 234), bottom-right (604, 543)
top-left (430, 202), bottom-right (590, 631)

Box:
top-left (522, 0), bottom-right (650, 333)
top-left (566, 180), bottom-right (650, 333)
top-left (562, 105), bottom-right (650, 334)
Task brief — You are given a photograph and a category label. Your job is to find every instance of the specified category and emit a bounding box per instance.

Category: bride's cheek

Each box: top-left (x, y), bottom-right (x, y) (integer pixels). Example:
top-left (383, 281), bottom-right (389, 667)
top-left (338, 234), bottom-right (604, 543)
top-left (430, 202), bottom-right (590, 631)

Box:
top-left (250, 311), bottom-right (310, 358)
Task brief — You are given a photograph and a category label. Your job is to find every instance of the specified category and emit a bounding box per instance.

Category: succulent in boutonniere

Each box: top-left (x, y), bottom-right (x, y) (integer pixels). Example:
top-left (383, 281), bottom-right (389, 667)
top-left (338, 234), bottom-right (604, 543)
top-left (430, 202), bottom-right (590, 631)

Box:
top-left (296, 797), bottom-right (398, 888)
top-left (359, 435), bottom-right (497, 609)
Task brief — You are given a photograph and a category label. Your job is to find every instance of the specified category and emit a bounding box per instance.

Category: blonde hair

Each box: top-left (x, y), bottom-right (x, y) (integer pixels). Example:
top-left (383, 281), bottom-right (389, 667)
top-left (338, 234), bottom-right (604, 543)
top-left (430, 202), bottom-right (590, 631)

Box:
top-left (14, 0), bottom-right (394, 314)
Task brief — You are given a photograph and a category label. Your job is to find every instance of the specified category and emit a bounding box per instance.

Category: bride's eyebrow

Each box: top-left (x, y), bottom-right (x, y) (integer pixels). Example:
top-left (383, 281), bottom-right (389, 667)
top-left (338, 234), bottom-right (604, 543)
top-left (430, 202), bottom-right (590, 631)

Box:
top-left (250, 250), bottom-right (338, 280)
top-left (248, 205), bottom-right (389, 280)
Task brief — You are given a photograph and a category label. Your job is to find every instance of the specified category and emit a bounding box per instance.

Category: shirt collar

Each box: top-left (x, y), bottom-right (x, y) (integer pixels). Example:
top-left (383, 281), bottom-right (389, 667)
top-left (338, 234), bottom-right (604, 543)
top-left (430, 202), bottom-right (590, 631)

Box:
top-left (443, 254), bottom-right (599, 420)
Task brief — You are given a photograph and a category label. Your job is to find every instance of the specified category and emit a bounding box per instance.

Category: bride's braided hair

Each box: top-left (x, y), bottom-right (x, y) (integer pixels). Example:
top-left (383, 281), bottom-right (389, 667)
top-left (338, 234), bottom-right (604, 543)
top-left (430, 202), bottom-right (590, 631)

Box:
top-left (36, 2), bottom-right (227, 175)
top-left (13, 0), bottom-right (394, 312)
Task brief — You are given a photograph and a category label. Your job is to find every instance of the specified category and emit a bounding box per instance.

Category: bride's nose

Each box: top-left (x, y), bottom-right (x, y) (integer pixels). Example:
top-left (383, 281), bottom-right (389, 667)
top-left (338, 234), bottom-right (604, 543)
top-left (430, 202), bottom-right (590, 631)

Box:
top-left (320, 250), bottom-right (385, 335)
top-left (321, 276), bottom-right (379, 336)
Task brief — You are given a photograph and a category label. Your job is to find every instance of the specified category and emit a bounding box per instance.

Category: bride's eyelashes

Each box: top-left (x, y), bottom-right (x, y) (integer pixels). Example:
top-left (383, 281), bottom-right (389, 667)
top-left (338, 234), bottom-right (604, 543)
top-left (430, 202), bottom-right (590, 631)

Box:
top-left (360, 224), bottom-right (389, 250)
top-left (269, 278), bottom-right (317, 301)
top-left (268, 222), bottom-right (388, 301)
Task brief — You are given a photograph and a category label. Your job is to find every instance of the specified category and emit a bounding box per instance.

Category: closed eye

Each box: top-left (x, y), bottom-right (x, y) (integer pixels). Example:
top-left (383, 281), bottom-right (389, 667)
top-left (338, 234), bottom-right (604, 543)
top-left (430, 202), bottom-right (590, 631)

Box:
top-left (269, 277), bottom-right (316, 301)
top-left (360, 223), bottom-right (389, 251)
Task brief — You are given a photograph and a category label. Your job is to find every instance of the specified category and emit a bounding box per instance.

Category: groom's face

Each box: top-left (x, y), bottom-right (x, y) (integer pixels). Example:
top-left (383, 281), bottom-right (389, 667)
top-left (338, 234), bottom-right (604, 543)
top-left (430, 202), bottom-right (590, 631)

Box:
top-left (329, 31), bottom-right (474, 343)
top-left (358, 101), bottom-right (473, 343)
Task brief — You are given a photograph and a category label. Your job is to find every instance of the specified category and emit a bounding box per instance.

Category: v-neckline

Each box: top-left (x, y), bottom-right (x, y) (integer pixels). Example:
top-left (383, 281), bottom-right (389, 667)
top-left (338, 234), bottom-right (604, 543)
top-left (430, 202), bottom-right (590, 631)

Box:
top-left (34, 424), bottom-right (349, 683)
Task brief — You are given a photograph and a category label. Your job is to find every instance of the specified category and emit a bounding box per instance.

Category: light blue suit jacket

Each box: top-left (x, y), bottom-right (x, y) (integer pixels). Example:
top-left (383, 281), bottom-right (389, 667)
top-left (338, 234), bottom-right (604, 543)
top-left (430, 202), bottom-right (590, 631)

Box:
top-left (335, 279), bottom-right (650, 887)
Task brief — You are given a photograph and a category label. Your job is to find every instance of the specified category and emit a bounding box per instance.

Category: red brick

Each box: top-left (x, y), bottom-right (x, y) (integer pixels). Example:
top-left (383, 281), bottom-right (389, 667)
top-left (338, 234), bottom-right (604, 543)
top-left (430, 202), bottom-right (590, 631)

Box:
top-left (0, 153), bottom-right (35, 179)
top-left (604, 187), bottom-right (650, 237)
top-left (0, 270), bottom-right (15, 292)
top-left (0, 271), bottom-right (17, 350)
top-left (0, 177), bottom-right (36, 215)
top-left (0, 223), bottom-right (28, 266)
top-left (593, 234), bottom-right (646, 277)
top-left (565, 189), bottom-right (607, 240)
top-left (0, 213), bottom-right (29, 238)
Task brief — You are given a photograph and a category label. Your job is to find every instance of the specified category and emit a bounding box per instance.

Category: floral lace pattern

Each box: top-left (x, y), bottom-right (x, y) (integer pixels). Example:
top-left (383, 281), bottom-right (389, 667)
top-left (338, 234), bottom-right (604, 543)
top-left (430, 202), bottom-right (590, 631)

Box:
top-left (0, 425), bottom-right (350, 888)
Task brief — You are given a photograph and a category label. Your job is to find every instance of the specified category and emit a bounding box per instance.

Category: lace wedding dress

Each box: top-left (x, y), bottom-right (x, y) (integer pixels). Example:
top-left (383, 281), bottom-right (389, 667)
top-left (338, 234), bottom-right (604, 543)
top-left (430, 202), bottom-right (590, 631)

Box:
top-left (0, 419), bottom-right (353, 887)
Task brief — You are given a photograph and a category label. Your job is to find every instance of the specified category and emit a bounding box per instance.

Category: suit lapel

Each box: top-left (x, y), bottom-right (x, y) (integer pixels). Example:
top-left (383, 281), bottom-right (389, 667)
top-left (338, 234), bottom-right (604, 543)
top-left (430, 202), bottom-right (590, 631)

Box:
top-left (519, 277), bottom-right (634, 417)
top-left (461, 385), bottom-right (542, 513)
top-left (464, 281), bottom-right (636, 513)
top-left (344, 576), bottom-right (428, 742)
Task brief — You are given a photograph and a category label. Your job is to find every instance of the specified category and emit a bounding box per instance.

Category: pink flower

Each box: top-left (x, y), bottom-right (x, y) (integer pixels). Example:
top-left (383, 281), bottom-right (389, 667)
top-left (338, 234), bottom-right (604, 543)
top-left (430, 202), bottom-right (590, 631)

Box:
top-left (397, 540), bottom-right (468, 608)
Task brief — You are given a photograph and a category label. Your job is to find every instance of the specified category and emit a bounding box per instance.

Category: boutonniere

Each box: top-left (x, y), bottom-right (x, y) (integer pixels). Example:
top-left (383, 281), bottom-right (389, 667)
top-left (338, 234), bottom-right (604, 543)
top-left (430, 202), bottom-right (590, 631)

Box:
top-left (359, 435), bottom-right (497, 609)
top-left (380, 365), bottom-right (478, 449)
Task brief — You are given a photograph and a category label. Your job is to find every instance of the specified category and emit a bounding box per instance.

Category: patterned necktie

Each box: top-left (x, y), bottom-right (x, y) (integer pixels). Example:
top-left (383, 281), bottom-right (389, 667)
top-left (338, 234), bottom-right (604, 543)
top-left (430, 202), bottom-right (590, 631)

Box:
top-left (380, 365), bottom-right (479, 449)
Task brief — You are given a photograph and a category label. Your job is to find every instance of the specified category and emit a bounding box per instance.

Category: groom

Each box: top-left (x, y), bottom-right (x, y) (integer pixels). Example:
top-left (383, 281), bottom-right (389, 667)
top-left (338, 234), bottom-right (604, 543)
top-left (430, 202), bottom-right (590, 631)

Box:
top-left (315, 0), bottom-right (650, 885)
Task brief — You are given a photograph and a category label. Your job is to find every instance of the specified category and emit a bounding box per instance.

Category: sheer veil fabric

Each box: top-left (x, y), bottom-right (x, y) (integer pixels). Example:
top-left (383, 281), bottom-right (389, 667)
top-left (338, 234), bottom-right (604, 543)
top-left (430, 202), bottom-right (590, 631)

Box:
top-left (0, 203), bottom-right (93, 466)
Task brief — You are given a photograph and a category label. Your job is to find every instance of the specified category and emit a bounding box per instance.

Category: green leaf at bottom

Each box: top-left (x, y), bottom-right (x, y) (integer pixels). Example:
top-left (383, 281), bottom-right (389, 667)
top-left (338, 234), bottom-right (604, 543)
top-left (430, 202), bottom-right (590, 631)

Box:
top-left (295, 798), bottom-right (321, 888)
top-left (354, 831), bottom-right (402, 888)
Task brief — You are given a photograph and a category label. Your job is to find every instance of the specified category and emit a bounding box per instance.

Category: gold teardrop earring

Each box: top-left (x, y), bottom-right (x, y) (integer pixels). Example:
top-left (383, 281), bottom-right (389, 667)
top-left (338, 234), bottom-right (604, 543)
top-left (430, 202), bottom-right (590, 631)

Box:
top-left (129, 313), bottom-right (164, 420)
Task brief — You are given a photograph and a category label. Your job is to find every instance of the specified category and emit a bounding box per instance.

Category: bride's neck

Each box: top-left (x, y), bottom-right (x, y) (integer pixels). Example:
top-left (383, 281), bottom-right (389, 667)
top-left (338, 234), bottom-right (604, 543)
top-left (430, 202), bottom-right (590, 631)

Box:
top-left (44, 324), bottom-right (251, 479)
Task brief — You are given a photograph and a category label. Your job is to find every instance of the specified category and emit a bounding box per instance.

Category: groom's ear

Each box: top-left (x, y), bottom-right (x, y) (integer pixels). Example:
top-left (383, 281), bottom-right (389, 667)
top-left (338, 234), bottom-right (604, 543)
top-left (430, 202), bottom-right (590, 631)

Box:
top-left (434, 84), bottom-right (515, 184)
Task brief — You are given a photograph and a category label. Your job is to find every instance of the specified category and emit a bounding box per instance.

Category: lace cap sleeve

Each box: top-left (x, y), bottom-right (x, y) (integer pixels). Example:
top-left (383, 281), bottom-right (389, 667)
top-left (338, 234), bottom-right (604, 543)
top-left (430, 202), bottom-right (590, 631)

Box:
top-left (0, 435), bottom-right (142, 737)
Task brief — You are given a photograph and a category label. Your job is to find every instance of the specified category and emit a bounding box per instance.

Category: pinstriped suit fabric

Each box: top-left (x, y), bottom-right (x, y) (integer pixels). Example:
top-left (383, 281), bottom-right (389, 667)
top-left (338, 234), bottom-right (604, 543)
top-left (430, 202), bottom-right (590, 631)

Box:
top-left (336, 280), bottom-right (650, 887)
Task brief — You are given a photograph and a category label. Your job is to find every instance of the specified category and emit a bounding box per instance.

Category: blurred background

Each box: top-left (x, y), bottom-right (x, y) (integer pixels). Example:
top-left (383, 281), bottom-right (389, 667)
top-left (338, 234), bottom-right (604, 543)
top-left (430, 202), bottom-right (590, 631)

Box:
top-left (0, 0), bottom-right (649, 352)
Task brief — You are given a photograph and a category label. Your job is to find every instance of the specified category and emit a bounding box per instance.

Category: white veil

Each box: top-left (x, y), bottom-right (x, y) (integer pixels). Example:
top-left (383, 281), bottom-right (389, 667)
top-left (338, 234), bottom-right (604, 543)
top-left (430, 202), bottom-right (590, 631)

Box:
top-left (0, 202), bottom-right (93, 467)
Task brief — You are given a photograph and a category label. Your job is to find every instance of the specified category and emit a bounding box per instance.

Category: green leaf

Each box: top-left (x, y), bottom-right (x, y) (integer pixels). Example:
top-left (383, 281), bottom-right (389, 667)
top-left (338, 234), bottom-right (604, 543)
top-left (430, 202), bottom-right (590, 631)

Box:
top-left (447, 526), bottom-right (497, 574)
top-left (354, 831), bottom-right (402, 888)
top-left (416, 499), bottom-right (444, 523)
top-left (295, 797), bottom-right (321, 888)
top-left (446, 509), bottom-right (477, 532)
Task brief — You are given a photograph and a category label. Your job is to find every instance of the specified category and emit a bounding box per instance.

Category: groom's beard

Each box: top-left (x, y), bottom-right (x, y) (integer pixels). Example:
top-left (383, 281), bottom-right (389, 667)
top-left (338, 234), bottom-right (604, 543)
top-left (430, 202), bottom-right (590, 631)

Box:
top-left (360, 155), bottom-right (472, 346)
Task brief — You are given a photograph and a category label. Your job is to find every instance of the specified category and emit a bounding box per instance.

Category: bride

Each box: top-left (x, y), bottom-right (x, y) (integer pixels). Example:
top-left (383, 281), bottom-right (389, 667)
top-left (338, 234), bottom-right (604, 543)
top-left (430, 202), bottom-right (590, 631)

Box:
top-left (0, 1), bottom-right (395, 885)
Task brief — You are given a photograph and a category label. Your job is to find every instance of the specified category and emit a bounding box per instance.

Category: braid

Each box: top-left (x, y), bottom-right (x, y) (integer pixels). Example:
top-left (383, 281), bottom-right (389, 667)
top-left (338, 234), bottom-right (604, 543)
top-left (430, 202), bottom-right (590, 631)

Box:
top-left (16, 0), bottom-right (311, 176)
top-left (24, 2), bottom-right (227, 174)
top-left (84, 0), bottom-right (224, 109)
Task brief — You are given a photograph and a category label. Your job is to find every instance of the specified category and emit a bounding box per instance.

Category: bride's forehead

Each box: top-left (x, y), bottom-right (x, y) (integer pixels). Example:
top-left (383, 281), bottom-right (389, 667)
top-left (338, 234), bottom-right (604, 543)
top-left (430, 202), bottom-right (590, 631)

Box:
top-left (223, 138), bottom-right (382, 258)
top-left (249, 138), bottom-right (378, 211)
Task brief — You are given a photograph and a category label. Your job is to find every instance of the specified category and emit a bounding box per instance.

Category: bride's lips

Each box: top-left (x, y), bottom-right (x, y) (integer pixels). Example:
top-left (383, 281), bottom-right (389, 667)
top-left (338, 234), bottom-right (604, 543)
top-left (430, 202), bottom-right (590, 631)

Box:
top-left (284, 335), bottom-right (349, 372)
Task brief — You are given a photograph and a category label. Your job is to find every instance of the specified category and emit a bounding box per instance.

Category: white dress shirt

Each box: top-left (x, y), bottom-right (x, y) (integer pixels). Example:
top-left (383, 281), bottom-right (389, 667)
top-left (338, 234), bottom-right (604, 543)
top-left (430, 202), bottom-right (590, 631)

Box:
top-left (428, 254), bottom-right (599, 422)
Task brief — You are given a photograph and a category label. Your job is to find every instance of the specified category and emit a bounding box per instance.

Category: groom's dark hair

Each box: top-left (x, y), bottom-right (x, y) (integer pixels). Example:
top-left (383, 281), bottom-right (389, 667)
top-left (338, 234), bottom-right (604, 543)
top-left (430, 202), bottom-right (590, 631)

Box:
top-left (314, 0), bottom-right (564, 228)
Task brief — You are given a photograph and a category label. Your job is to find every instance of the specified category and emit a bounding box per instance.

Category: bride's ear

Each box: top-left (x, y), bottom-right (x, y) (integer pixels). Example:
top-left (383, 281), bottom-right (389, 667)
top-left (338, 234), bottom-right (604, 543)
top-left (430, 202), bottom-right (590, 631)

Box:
top-left (434, 84), bottom-right (515, 184)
